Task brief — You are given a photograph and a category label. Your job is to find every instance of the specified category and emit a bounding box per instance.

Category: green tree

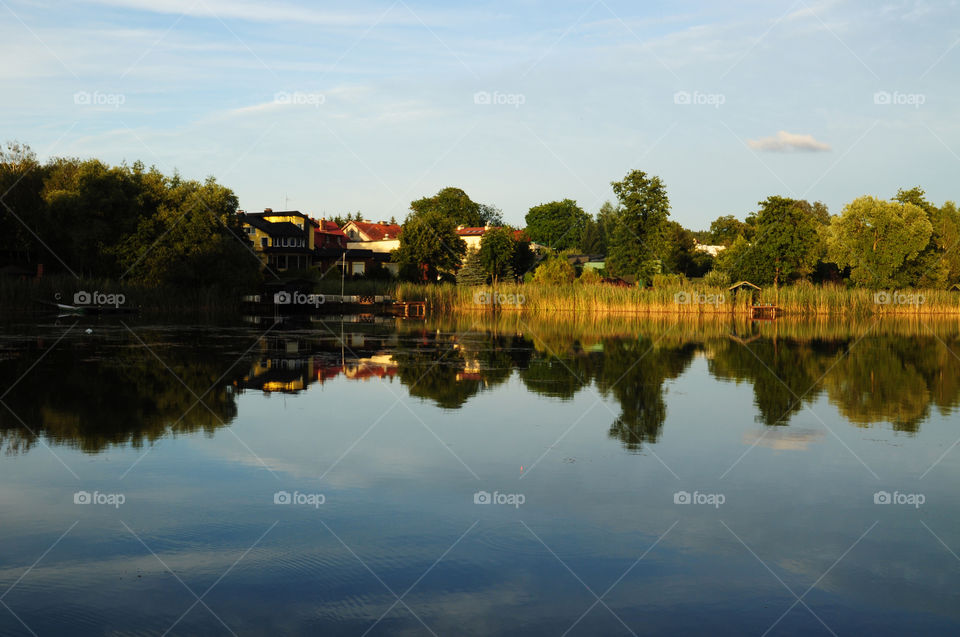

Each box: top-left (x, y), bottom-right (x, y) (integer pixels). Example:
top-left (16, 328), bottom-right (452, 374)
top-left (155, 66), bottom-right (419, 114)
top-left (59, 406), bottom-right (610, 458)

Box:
top-left (0, 142), bottom-right (47, 265)
top-left (456, 248), bottom-right (487, 285)
top-left (393, 209), bottom-right (466, 282)
top-left (753, 196), bottom-right (822, 287)
top-left (663, 220), bottom-right (712, 277)
top-left (580, 216), bottom-right (606, 254)
top-left (525, 199), bottom-right (589, 251)
top-left (606, 170), bottom-right (670, 285)
top-left (115, 176), bottom-right (260, 290)
top-left (892, 187), bottom-right (948, 288)
top-left (511, 230), bottom-right (536, 277)
top-left (827, 195), bottom-right (932, 288)
top-left (478, 226), bottom-right (516, 283)
top-left (410, 187), bottom-right (499, 227)
top-left (708, 215), bottom-right (747, 246)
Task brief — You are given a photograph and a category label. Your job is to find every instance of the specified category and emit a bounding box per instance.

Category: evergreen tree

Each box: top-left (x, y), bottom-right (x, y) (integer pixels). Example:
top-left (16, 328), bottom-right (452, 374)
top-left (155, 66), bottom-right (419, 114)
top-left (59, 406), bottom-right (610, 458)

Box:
top-left (457, 248), bottom-right (488, 285)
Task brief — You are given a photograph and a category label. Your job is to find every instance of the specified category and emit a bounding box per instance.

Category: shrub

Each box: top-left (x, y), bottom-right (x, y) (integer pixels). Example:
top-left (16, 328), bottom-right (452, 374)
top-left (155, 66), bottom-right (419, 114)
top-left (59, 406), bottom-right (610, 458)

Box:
top-left (703, 269), bottom-right (730, 288)
top-left (533, 257), bottom-right (576, 285)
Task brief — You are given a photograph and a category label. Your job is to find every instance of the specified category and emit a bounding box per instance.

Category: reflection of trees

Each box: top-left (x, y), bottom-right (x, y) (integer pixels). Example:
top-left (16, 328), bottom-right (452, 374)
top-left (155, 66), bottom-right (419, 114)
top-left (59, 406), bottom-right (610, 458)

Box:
top-left (822, 339), bottom-right (933, 433)
top-left (0, 334), bottom-right (242, 454)
top-left (392, 332), bottom-right (535, 409)
top-left (596, 340), bottom-right (698, 450)
top-left (708, 339), bottom-right (835, 426)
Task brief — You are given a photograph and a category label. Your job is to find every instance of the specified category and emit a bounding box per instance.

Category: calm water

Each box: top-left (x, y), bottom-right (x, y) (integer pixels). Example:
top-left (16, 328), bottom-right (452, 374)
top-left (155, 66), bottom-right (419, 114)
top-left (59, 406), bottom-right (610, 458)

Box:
top-left (1, 315), bottom-right (959, 635)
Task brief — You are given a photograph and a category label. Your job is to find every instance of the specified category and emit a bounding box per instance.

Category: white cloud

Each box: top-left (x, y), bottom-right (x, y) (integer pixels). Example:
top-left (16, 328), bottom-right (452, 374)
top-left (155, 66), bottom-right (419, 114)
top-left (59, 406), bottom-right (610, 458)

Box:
top-left (747, 130), bottom-right (831, 152)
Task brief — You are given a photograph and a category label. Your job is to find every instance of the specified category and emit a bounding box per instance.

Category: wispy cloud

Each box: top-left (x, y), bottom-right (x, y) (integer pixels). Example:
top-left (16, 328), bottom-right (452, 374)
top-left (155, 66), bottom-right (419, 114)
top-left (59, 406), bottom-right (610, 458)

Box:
top-left (748, 130), bottom-right (831, 152)
top-left (86, 0), bottom-right (420, 27)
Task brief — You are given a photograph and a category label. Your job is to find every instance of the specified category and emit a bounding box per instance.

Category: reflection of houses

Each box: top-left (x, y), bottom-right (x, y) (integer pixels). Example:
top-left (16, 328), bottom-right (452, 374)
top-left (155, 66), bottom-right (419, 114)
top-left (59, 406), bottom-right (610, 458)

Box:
top-left (240, 209), bottom-right (318, 272)
top-left (237, 334), bottom-right (400, 394)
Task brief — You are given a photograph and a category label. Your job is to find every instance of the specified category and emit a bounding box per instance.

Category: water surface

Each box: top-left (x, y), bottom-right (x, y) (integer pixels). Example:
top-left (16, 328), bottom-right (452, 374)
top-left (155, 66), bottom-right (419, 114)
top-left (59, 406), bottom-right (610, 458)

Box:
top-left (1, 316), bottom-right (959, 635)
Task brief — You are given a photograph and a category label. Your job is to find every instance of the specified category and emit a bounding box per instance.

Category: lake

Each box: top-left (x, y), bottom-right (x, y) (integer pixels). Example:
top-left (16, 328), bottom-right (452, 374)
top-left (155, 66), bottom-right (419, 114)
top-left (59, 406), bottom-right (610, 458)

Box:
top-left (1, 315), bottom-right (959, 635)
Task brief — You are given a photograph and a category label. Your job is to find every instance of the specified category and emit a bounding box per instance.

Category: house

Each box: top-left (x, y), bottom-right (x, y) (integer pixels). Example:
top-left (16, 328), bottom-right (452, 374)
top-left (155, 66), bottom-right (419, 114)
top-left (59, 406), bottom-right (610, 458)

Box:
top-left (239, 209), bottom-right (318, 271)
top-left (693, 239), bottom-right (726, 257)
top-left (342, 220), bottom-right (402, 276)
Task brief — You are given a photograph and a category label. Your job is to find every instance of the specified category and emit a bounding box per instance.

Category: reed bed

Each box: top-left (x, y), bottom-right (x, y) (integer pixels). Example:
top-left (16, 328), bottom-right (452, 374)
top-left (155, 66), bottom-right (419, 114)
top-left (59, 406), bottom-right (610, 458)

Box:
top-left (395, 282), bottom-right (960, 316)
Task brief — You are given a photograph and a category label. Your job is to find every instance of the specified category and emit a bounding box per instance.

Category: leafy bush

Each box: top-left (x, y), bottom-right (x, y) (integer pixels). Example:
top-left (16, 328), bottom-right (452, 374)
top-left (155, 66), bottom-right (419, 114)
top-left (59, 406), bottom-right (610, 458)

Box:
top-left (703, 269), bottom-right (730, 288)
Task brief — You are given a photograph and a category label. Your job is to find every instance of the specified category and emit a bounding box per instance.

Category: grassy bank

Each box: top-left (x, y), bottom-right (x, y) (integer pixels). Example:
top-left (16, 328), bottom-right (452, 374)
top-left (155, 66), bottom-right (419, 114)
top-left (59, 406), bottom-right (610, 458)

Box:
top-left (0, 275), bottom-right (244, 318)
top-left (394, 282), bottom-right (960, 316)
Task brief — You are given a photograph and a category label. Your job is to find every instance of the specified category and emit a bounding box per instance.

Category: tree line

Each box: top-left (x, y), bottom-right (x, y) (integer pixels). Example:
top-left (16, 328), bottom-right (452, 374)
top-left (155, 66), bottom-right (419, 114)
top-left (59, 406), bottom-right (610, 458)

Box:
top-left (0, 142), bottom-right (260, 291)
top-left (5, 140), bottom-right (957, 291)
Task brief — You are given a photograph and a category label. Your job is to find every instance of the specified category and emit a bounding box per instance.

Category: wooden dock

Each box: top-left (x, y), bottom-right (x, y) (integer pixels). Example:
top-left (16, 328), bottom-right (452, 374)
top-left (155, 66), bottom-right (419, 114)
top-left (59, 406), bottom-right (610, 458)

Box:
top-left (751, 304), bottom-right (781, 319)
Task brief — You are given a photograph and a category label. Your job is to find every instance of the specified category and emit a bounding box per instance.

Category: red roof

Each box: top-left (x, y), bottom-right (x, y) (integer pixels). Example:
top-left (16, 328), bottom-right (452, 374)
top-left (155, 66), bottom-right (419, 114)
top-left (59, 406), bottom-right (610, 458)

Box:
top-left (457, 227), bottom-right (487, 236)
top-left (316, 220), bottom-right (347, 237)
top-left (348, 221), bottom-right (402, 241)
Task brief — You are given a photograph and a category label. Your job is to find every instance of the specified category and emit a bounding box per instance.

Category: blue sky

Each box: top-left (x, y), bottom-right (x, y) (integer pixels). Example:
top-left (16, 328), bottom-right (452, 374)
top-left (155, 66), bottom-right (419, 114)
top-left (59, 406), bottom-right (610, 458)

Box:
top-left (2, 0), bottom-right (958, 229)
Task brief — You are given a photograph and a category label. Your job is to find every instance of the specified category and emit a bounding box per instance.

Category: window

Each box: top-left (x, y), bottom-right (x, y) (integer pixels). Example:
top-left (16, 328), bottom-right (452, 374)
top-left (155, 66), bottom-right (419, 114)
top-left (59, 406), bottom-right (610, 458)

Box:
top-left (261, 237), bottom-right (268, 248)
top-left (245, 226), bottom-right (255, 235)
top-left (351, 262), bottom-right (366, 276)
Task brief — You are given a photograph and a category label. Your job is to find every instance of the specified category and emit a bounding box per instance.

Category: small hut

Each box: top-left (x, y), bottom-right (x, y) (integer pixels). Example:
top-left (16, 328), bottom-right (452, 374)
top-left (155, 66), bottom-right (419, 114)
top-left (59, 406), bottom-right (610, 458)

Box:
top-left (728, 281), bottom-right (761, 303)
top-left (727, 281), bottom-right (779, 318)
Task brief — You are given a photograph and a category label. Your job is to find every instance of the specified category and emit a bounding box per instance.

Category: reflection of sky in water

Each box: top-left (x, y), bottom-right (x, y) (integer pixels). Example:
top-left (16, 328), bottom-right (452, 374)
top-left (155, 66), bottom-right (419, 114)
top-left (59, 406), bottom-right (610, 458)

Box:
top-left (1, 324), bottom-right (959, 635)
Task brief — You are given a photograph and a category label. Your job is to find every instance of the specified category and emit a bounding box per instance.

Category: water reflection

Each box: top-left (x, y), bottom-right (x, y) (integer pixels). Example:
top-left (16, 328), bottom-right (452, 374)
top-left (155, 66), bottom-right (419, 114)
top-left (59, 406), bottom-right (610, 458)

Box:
top-left (2, 317), bottom-right (960, 455)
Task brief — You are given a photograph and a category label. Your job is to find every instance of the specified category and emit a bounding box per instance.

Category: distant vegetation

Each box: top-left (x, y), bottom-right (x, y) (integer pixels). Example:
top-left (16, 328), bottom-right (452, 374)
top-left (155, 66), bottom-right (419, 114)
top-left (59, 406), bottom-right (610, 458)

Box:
top-left (4, 139), bottom-right (960, 316)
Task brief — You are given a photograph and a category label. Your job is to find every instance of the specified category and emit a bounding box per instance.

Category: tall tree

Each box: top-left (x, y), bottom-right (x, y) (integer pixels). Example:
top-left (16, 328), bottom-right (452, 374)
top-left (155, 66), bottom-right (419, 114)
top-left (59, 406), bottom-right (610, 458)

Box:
top-left (827, 195), bottom-right (932, 288)
top-left (478, 226), bottom-right (516, 283)
top-left (606, 170), bottom-right (670, 285)
top-left (524, 199), bottom-right (589, 251)
top-left (752, 196), bottom-right (822, 287)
